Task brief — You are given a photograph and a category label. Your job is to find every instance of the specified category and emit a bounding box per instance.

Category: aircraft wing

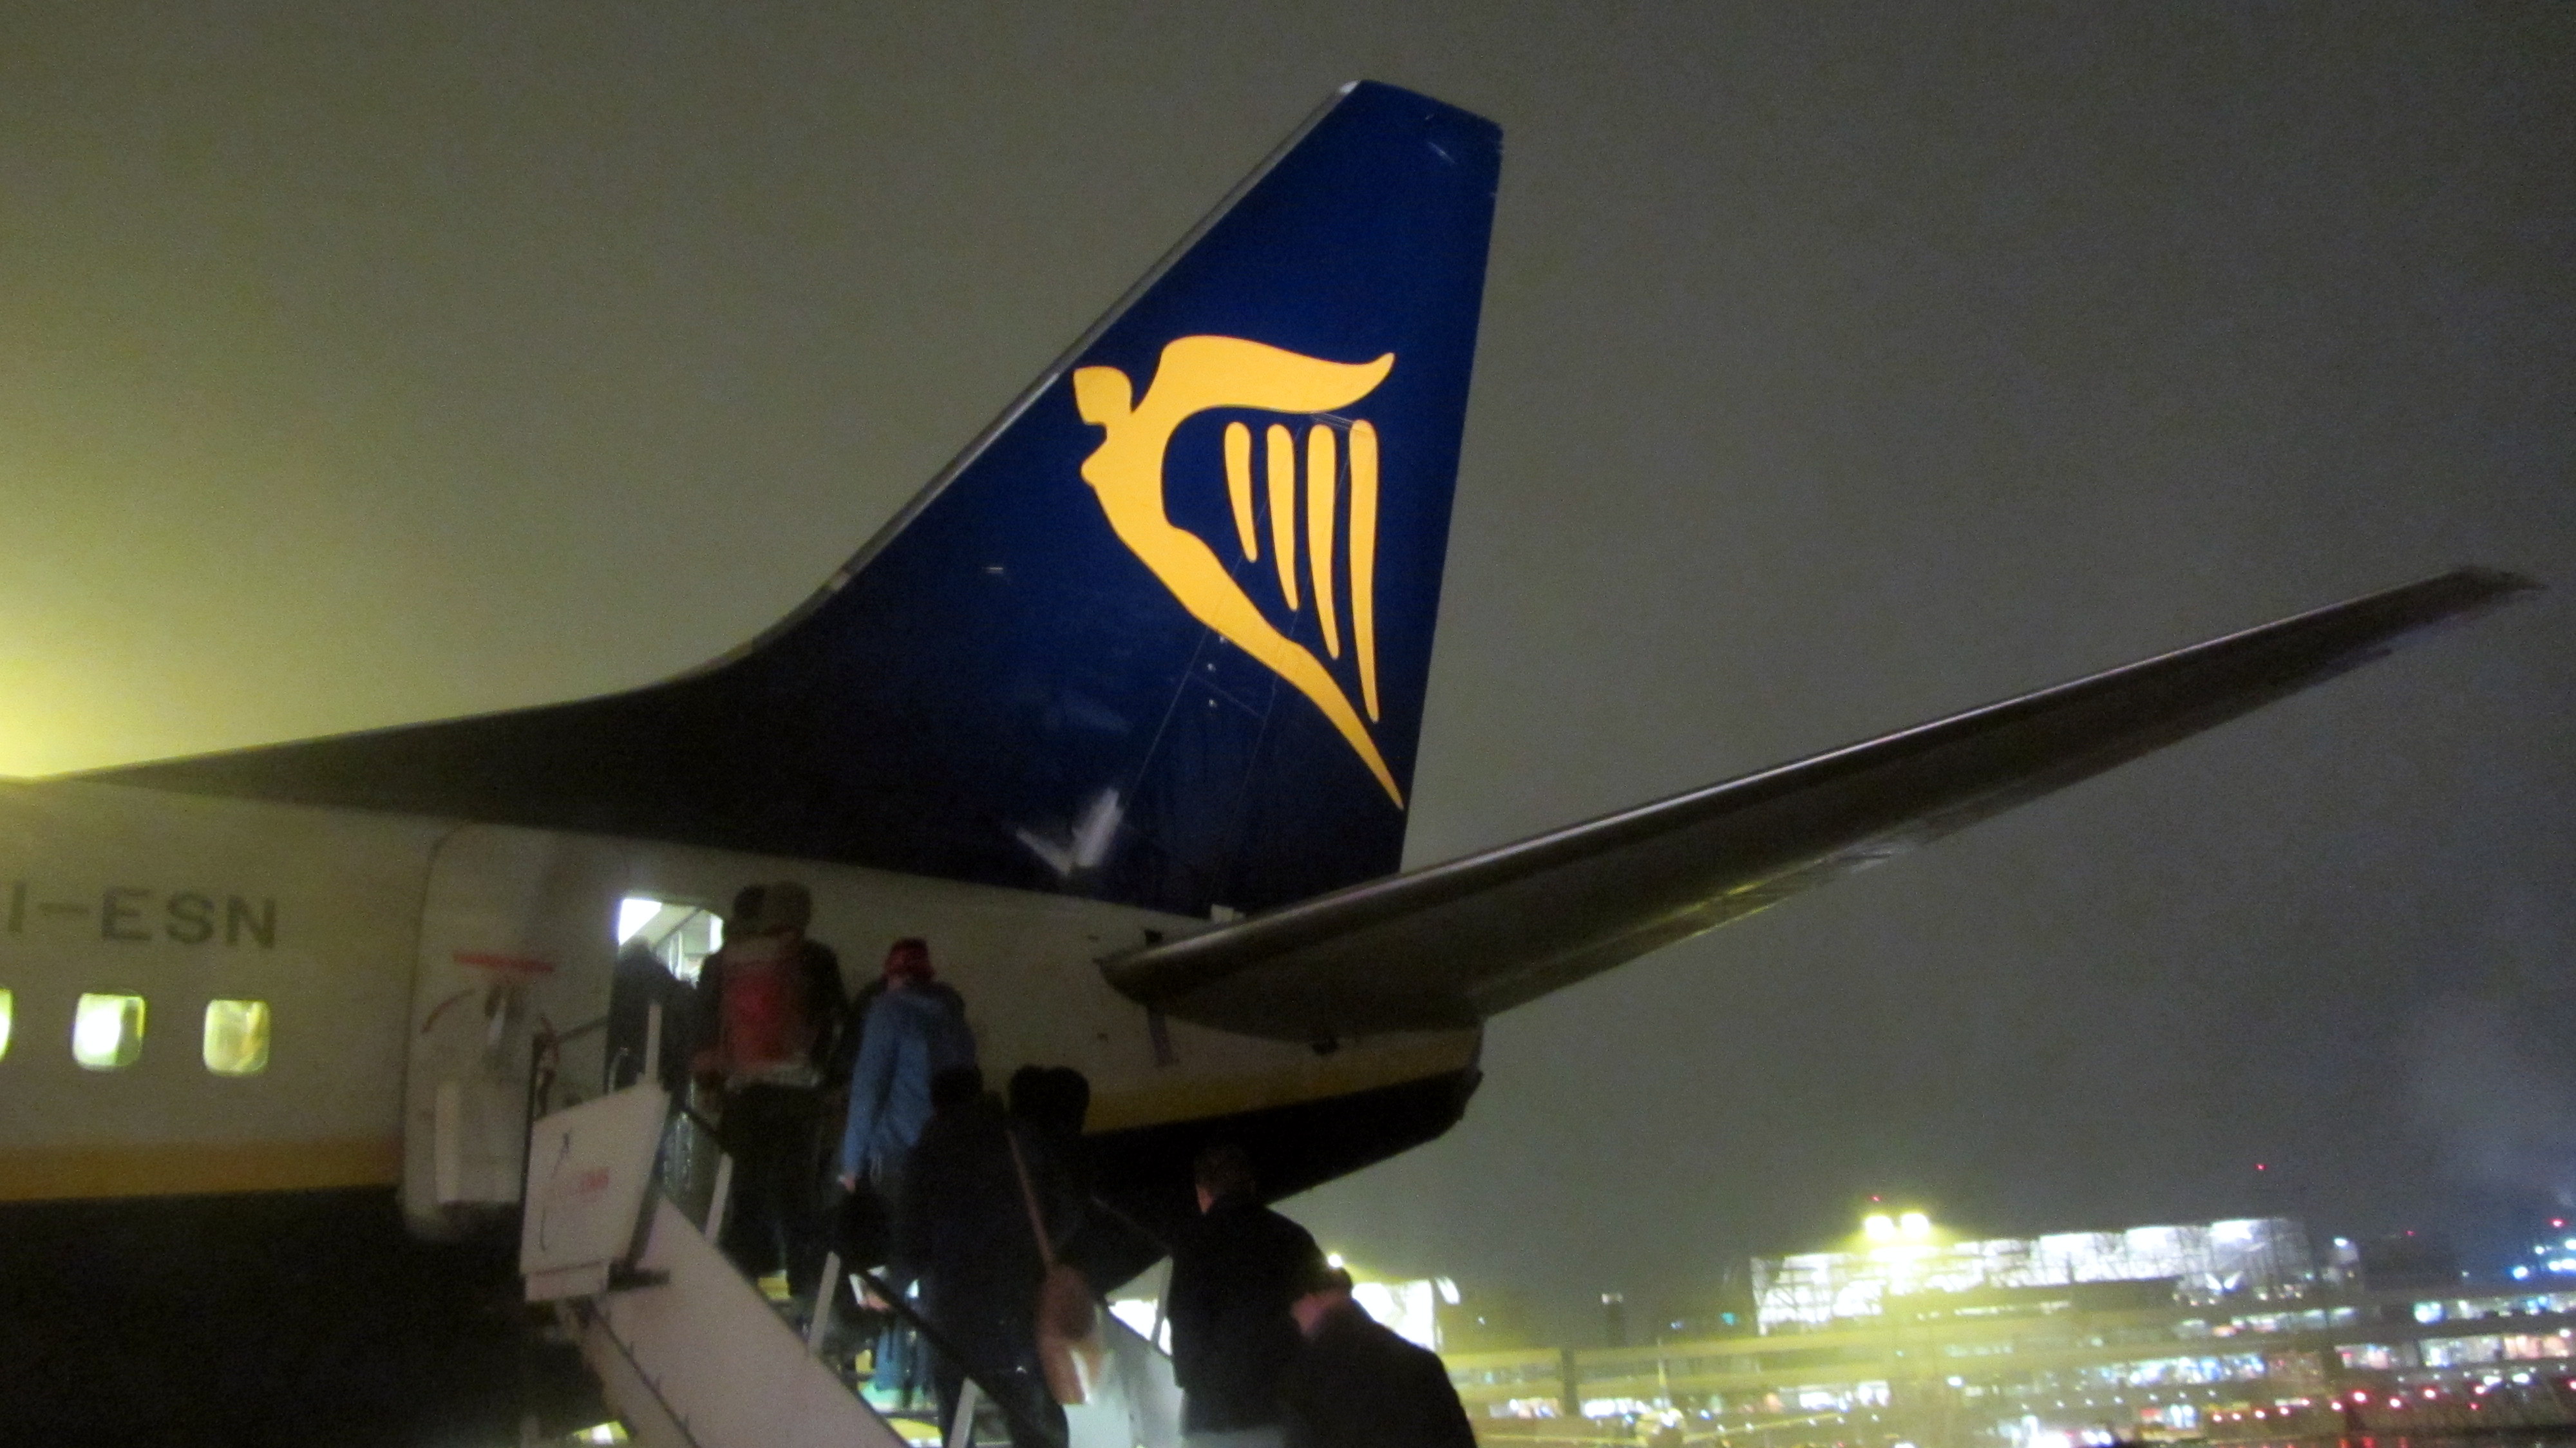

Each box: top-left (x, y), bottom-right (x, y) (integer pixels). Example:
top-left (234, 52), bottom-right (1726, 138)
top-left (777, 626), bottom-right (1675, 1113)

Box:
top-left (1103, 567), bottom-right (2535, 1044)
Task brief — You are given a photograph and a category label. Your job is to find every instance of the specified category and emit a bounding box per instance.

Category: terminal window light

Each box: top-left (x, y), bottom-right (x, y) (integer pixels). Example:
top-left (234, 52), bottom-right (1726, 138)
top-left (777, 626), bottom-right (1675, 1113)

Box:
top-left (73, 992), bottom-right (146, 1070)
top-left (204, 1000), bottom-right (270, 1076)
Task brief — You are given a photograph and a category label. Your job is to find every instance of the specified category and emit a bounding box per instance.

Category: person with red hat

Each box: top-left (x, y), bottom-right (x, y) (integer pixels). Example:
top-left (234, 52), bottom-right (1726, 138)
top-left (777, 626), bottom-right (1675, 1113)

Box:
top-left (836, 938), bottom-right (976, 1214)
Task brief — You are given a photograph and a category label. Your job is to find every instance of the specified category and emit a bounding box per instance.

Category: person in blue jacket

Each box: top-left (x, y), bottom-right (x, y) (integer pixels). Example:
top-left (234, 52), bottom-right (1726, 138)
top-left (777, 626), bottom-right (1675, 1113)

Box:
top-left (836, 937), bottom-right (976, 1207)
top-left (832, 938), bottom-right (974, 1401)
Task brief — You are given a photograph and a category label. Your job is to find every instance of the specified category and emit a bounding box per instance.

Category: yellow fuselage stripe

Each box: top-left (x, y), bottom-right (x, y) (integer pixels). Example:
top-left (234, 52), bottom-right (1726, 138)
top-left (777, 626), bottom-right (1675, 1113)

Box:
top-left (0, 1138), bottom-right (402, 1203)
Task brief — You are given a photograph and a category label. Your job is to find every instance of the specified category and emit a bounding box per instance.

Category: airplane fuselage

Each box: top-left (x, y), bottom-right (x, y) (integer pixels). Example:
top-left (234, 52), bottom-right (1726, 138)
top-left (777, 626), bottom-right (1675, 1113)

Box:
top-left (0, 777), bottom-right (1482, 1234)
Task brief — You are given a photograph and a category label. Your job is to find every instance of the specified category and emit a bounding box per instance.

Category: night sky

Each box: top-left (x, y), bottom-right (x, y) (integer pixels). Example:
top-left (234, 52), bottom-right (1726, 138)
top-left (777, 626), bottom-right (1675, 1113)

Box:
top-left (5, 5), bottom-right (2570, 1333)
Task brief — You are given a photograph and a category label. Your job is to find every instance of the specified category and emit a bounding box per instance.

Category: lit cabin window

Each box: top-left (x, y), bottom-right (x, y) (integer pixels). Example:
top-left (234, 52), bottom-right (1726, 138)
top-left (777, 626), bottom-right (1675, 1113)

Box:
top-left (73, 993), bottom-right (146, 1071)
top-left (0, 988), bottom-right (12, 1060)
top-left (203, 999), bottom-right (271, 1076)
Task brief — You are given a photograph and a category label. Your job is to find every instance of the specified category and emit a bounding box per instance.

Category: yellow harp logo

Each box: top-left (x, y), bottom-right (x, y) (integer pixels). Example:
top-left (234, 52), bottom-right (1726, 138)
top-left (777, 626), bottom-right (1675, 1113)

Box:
top-left (1074, 336), bottom-right (1403, 807)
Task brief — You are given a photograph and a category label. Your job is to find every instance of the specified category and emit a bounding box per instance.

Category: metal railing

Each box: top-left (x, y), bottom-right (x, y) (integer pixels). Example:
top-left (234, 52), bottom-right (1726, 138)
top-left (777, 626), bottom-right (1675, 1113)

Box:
top-left (521, 1001), bottom-right (1180, 1448)
top-left (520, 1011), bottom-right (612, 1214)
top-left (648, 1094), bottom-right (1081, 1448)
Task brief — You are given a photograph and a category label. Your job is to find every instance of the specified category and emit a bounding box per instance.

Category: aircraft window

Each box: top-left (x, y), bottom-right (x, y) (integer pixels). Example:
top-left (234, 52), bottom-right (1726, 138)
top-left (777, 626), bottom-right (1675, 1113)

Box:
top-left (203, 999), bottom-right (271, 1076)
top-left (0, 988), bottom-right (12, 1061)
top-left (72, 992), bottom-right (146, 1071)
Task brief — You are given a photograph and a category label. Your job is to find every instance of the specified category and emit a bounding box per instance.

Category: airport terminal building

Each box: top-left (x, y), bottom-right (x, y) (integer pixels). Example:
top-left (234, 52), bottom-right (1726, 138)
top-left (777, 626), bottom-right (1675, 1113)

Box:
top-left (1446, 1216), bottom-right (2576, 1448)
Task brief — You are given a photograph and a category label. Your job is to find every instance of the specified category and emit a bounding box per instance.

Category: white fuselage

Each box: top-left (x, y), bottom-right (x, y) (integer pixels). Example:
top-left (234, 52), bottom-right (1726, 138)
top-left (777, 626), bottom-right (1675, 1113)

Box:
top-left (0, 778), bottom-right (1478, 1232)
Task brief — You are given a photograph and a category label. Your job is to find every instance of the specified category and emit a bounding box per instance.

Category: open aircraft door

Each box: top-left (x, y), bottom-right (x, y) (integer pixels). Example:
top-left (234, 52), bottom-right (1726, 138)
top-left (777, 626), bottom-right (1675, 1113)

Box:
top-left (403, 824), bottom-right (625, 1236)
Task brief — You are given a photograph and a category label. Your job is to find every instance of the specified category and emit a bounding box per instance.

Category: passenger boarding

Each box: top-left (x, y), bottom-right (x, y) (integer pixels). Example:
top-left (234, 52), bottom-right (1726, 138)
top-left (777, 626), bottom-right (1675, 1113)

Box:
top-left (0, 82), bottom-right (2532, 1440)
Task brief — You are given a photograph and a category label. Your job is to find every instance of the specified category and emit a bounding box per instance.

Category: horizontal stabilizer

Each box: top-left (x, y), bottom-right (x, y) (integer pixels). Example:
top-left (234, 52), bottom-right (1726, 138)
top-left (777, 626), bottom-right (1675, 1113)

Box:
top-left (1104, 568), bottom-right (2535, 1043)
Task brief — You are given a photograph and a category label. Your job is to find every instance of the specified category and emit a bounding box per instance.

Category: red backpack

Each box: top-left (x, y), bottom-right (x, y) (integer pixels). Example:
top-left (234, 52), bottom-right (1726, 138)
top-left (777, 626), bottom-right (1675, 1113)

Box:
top-left (716, 934), bottom-right (815, 1083)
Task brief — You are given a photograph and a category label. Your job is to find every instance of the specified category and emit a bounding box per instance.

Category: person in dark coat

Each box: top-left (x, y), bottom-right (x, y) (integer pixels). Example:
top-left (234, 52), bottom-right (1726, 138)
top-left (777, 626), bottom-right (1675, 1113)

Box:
top-left (890, 1064), bottom-right (1076, 1448)
top-left (604, 938), bottom-right (690, 1094)
top-left (1166, 1144), bottom-right (1323, 1448)
top-left (1279, 1264), bottom-right (1477, 1448)
top-left (1009, 1065), bottom-right (1119, 1299)
top-left (1007, 1066), bottom-right (1090, 1156)
top-left (1006, 1065), bottom-right (1092, 1202)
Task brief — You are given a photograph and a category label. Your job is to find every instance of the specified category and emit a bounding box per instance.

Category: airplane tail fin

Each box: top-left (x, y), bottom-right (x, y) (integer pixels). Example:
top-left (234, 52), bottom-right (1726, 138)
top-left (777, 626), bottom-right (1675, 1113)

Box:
top-left (89, 83), bottom-right (1503, 918)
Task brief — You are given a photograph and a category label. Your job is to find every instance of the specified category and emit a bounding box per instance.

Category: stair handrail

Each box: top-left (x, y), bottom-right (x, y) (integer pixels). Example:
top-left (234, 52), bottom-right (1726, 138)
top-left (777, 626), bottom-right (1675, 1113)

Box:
top-left (1081, 1194), bottom-right (1175, 1258)
top-left (526, 1011), bottom-right (611, 1115)
top-left (847, 1262), bottom-right (1070, 1448)
top-left (641, 1092), bottom-right (1074, 1448)
top-left (520, 1011), bottom-right (614, 1212)
top-left (524, 1040), bottom-right (1116, 1448)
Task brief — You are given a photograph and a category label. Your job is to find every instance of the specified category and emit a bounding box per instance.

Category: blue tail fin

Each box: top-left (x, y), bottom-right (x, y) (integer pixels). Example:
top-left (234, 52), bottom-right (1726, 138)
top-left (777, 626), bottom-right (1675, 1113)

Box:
top-left (95, 82), bottom-right (1502, 918)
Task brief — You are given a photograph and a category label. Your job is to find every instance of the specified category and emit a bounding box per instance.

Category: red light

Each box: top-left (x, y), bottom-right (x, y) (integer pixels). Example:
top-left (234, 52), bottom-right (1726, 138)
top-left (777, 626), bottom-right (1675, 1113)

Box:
top-left (2255, 1163), bottom-right (2267, 1171)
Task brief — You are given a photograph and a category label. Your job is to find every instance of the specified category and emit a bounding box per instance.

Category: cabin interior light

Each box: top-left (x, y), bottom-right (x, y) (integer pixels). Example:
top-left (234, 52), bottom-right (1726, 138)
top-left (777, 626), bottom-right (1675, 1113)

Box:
top-left (616, 897), bottom-right (662, 945)
top-left (73, 992), bottom-right (146, 1070)
top-left (204, 999), bottom-right (271, 1076)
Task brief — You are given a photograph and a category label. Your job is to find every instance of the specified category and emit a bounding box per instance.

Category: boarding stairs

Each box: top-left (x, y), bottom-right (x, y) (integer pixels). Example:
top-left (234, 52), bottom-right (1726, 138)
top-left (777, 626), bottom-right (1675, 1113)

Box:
top-left (520, 1020), bottom-right (1181, 1448)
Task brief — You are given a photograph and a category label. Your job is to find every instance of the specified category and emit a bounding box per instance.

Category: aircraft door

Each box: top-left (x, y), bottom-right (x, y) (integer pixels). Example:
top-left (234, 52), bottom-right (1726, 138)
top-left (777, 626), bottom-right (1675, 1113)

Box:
top-left (402, 825), bottom-right (627, 1237)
